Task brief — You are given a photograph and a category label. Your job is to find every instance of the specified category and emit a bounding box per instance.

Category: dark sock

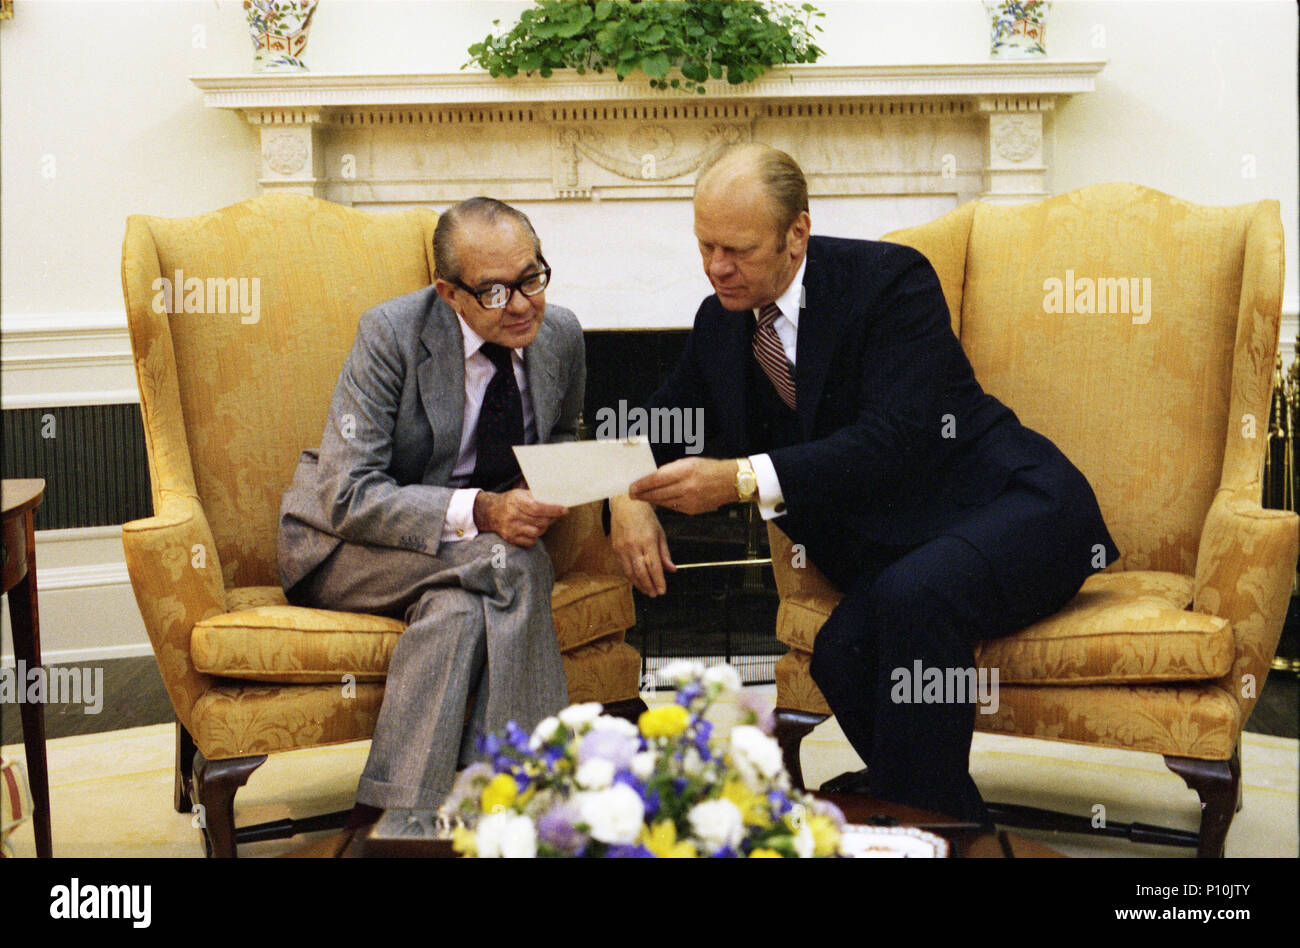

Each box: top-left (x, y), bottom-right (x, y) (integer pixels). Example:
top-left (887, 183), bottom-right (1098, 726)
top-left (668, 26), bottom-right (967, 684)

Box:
top-left (345, 803), bottom-right (384, 830)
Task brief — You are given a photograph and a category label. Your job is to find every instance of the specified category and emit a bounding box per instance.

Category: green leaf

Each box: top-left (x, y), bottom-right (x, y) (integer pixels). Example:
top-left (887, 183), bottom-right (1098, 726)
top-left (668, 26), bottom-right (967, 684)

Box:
top-left (594, 0), bottom-right (614, 19)
top-left (640, 52), bottom-right (671, 78)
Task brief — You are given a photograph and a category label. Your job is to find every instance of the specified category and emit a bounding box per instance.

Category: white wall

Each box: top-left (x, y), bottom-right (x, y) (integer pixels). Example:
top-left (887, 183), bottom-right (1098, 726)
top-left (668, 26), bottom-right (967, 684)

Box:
top-left (1, 0), bottom-right (1296, 660)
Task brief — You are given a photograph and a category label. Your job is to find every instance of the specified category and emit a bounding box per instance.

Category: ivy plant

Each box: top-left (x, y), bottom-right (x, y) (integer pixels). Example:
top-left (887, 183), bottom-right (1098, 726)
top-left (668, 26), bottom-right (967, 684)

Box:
top-left (465, 1), bottom-right (825, 93)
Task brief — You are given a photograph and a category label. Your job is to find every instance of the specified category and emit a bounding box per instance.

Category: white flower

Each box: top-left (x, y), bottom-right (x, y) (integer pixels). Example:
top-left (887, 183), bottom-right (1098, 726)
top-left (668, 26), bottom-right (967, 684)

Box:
top-left (577, 784), bottom-right (645, 845)
top-left (629, 750), bottom-right (657, 781)
top-left (575, 758), bottom-right (615, 790)
top-left (657, 660), bottom-right (705, 686)
top-left (729, 725), bottom-right (785, 789)
top-left (475, 811), bottom-right (537, 858)
top-left (703, 663), bottom-right (742, 694)
top-left (528, 715), bottom-right (561, 750)
top-left (558, 702), bottom-right (604, 730)
top-left (688, 799), bottom-right (745, 853)
top-left (587, 715), bottom-right (639, 738)
top-left (682, 747), bottom-right (705, 776)
top-left (793, 821), bottom-right (814, 859)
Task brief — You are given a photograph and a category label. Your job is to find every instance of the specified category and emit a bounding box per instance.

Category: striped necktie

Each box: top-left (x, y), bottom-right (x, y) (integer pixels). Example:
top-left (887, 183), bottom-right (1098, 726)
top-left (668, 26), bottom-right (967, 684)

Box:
top-left (753, 302), bottom-right (797, 410)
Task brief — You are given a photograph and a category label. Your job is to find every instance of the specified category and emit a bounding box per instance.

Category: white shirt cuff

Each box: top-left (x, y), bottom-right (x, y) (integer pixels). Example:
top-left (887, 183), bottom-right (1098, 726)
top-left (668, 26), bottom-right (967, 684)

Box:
top-left (441, 488), bottom-right (481, 542)
top-left (748, 453), bottom-right (787, 520)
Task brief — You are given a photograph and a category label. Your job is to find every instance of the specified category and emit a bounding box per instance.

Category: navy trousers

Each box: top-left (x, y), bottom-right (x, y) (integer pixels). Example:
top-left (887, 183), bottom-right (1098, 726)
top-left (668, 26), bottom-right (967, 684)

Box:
top-left (808, 453), bottom-right (1106, 822)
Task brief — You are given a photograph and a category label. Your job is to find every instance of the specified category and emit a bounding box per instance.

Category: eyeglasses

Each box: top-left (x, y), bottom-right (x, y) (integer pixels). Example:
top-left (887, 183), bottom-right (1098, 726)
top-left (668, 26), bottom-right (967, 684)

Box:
top-left (453, 257), bottom-right (551, 309)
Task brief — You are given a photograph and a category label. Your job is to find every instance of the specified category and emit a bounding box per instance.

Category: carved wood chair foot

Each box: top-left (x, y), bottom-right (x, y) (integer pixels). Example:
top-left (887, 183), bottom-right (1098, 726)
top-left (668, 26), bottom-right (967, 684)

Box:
top-left (193, 751), bottom-right (267, 859)
top-left (774, 708), bottom-right (828, 791)
top-left (1164, 752), bottom-right (1239, 858)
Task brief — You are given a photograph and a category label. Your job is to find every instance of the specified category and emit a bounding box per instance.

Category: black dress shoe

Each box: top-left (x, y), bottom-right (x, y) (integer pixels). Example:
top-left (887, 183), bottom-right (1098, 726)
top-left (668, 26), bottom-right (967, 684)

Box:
top-left (819, 768), bottom-right (872, 794)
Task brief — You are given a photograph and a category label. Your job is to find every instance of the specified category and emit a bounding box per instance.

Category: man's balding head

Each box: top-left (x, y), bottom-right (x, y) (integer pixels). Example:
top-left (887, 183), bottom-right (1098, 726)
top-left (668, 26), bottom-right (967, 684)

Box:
top-left (695, 144), bottom-right (809, 240)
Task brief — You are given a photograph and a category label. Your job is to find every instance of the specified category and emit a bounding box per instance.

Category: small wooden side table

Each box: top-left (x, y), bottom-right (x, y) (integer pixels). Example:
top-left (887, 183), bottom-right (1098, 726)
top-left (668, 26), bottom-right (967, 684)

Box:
top-left (2, 479), bottom-right (51, 857)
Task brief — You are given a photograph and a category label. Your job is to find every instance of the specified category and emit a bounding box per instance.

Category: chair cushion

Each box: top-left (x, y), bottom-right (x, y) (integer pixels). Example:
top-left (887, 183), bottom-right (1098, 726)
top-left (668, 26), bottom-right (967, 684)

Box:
top-left (194, 575), bottom-right (635, 683)
top-left (776, 570), bottom-right (1233, 685)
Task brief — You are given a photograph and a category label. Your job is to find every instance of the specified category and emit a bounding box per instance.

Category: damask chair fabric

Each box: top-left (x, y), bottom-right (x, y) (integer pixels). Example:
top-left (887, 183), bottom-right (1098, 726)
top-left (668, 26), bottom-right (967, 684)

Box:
top-left (120, 194), bottom-right (639, 768)
top-left (768, 183), bottom-right (1296, 854)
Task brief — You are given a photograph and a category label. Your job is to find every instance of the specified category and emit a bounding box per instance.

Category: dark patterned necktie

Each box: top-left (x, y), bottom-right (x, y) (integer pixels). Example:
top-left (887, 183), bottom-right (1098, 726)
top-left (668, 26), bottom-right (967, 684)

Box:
top-left (469, 342), bottom-right (525, 491)
top-left (754, 302), bottom-right (797, 410)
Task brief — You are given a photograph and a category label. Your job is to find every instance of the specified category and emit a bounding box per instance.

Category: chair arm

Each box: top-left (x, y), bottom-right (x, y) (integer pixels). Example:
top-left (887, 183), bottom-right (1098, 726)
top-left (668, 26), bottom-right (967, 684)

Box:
top-left (1193, 487), bottom-right (1298, 720)
top-left (766, 522), bottom-right (842, 604)
top-left (121, 491), bottom-right (228, 733)
top-left (543, 500), bottom-right (622, 581)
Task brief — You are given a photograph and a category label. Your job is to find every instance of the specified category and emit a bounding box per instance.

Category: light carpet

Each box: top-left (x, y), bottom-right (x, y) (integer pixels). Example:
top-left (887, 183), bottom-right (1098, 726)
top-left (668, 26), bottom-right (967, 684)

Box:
top-left (3, 685), bottom-right (1295, 858)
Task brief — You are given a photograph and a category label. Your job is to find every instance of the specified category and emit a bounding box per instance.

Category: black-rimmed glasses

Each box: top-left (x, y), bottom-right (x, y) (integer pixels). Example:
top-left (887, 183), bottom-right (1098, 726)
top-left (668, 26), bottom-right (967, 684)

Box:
top-left (453, 257), bottom-right (551, 309)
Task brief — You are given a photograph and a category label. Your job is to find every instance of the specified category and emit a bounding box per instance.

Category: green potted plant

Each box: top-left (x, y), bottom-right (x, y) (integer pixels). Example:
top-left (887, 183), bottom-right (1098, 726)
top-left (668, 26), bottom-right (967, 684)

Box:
top-left (466, 0), bottom-right (825, 94)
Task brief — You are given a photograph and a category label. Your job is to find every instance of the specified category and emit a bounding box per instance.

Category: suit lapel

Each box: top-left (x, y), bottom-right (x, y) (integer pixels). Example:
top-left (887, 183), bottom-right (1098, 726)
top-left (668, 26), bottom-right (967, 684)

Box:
top-left (525, 308), bottom-right (563, 441)
top-left (417, 298), bottom-right (466, 482)
top-left (794, 239), bottom-right (839, 439)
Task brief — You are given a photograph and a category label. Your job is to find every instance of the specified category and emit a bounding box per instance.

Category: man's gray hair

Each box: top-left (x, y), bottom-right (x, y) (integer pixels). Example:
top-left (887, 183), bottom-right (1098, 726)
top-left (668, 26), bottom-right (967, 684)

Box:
top-left (433, 197), bottom-right (543, 282)
top-left (695, 143), bottom-right (809, 236)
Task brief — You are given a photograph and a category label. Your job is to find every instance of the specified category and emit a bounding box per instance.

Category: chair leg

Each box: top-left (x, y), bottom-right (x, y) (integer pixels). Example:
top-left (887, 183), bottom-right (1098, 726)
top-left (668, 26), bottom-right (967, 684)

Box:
top-left (174, 722), bottom-right (196, 814)
top-left (1164, 751), bottom-right (1240, 858)
top-left (192, 751), bottom-right (267, 859)
top-left (774, 708), bottom-right (828, 791)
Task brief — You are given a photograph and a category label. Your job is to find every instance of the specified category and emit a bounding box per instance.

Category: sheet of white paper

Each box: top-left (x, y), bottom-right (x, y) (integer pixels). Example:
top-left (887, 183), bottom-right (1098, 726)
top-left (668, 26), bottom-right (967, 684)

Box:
top-left (512, 439), bottom-right (659, 507)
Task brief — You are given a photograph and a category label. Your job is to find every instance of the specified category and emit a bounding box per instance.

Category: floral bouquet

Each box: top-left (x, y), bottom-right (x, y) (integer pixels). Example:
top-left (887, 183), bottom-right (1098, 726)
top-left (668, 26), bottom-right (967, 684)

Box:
top-left (446, 661), bottom-right (844, 857)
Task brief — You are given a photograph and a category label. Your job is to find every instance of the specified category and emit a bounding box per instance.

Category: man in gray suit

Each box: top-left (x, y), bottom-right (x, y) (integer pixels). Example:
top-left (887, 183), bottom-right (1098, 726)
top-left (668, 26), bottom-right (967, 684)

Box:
top-left (277, 197), bottom-right (582, 824)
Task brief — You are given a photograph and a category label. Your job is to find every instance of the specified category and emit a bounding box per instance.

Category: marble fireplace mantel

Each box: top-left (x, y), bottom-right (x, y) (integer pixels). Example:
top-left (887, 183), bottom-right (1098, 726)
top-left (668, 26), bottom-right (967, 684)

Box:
top-left (192, 61), bottom-right (1106, 206)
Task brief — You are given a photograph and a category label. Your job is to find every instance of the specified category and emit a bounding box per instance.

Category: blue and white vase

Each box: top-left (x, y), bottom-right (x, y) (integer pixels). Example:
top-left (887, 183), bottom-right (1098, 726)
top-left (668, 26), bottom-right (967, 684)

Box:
top-left (244, 0), bottom-right (318, 72)
top-left (984, 1), bottom-right (1050, 58)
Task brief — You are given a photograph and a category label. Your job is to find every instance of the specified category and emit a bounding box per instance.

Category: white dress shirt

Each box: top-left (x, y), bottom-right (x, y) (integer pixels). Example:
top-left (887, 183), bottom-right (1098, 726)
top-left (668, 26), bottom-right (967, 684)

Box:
top-left (441, 314), bottom-right (537, 542)
top-left (748, 254), bottom-right (807, 520)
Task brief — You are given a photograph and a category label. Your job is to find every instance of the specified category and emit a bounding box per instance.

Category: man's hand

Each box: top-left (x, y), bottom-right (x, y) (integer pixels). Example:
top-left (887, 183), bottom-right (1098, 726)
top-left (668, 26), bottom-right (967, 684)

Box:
top-left (473, 489), bottom-right (567, 548)
top-left (628, 458), bottom-right (739, 515)
top-left (610, 494), bottom-right (676, 597)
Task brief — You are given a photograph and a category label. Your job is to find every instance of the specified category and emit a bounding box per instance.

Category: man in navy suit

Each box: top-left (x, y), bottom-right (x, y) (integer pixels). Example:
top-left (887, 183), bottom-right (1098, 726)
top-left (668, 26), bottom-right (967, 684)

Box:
top-left (609, 144), bottom-right (1118, 822)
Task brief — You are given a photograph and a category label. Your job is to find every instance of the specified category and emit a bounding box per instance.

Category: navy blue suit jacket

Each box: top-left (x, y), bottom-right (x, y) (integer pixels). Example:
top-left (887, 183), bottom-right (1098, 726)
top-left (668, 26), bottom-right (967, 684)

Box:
top-left (648, 235), bottom-right (1118, 621)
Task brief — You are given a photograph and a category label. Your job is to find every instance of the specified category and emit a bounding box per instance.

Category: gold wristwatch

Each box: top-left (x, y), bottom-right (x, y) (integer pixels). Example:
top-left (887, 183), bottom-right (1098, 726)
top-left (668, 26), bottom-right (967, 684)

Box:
top-left (735, 457), bottom-right (758, 502)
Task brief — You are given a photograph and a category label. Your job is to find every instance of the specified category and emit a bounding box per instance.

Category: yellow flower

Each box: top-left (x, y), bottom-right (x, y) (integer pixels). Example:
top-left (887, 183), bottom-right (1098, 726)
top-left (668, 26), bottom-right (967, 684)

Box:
top-left (480, 773), bottom-right (518, 813)
top-left (808, 815), bottom-right (840, 857)
top-left (722, 778), bottom-right (771, 828)
top-left (451, 825), bottom-right (477, 856)
top-left (638, 704), bottom-right (690, 739)
top-left (639, 820), bottom-right (698, 858)
top-left (748, 848), bottom-right (782, 858)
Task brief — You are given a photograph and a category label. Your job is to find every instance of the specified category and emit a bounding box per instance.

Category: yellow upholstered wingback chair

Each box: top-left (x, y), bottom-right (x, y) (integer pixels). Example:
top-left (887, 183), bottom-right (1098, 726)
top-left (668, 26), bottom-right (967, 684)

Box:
top-left (120, 193), bottom-right (641, 857)
top-left (769, 183), bottom-right (1296, 857)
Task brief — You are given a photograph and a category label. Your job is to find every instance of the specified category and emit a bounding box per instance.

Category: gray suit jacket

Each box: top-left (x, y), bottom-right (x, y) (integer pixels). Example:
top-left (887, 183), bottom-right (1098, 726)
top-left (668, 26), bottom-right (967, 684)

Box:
top-left (278, 285), bottom-right (585, 592)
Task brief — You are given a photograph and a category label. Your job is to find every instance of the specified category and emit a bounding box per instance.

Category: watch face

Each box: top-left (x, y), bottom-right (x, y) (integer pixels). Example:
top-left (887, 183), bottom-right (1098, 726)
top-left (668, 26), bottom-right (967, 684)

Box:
top-left (738, 472), bottom-right (757, 499)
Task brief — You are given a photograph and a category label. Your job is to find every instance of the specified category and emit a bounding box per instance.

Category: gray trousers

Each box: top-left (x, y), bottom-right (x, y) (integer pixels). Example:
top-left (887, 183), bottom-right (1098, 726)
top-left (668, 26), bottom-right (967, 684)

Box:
top-left (289, 533), bottom-right (569, 809)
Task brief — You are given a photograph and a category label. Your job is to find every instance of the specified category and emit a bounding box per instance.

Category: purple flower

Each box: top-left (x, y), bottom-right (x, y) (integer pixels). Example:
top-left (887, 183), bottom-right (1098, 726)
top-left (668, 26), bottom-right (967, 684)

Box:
top-left (536, 803), bottom-right (588, 855)
top-left (542, 745), bottom-right (565, 769)
top-left (505, 721), bottom-right (531, 753)
top-left (606, 843), bottom-right (655, 858)
top-left (579, 730), bottom-right (640, 770)
top-left (676, 682), bottom-right (704, 706)
top-left (477, 732), bottom-right (502, 756)
top-left (767, 789), bottom-right (794, 815)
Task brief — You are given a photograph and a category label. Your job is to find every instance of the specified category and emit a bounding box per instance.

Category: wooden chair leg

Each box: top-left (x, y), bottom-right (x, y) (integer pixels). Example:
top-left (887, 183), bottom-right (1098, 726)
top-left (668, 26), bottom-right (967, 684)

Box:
top-left (192, 751), bottom-right (266, 859)
top-left (1164, 751), bottom-right (1240, 858)
top-left (774, 708), bottom-right (828, 791)
top-left (174, 722), bottom-right (196, 814)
